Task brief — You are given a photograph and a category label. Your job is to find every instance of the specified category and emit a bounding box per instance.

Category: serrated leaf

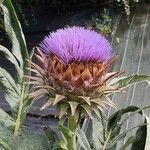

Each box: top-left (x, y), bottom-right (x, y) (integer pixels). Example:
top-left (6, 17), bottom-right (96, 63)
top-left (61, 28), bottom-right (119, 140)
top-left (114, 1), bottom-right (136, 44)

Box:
top-left (110, 74), bottom-right (150, 89)
top-left (53, 94), bottom-right (66, 105)
top-left (10, 128), bottom-right (51, 150)
top-left (77, 129), bottom-right (91, 150)
top-left (107, 106), bottom-right (140, 132)
top-left (68, 101), bottom-right (79, 116)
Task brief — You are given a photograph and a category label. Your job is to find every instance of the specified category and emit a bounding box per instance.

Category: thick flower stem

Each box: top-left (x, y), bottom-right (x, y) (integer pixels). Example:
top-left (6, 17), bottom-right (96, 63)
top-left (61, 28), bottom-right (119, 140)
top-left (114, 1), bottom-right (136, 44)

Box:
top-left (67, 115), bottom-right (77, 150)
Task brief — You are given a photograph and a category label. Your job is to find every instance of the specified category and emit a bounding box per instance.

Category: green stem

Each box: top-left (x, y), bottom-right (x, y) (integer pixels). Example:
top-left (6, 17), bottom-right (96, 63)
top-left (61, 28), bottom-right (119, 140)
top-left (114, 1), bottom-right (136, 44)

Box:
top-left (14, 84), bottom-right (25, 135)
top-left (67, 115), bottom-right (77, 150)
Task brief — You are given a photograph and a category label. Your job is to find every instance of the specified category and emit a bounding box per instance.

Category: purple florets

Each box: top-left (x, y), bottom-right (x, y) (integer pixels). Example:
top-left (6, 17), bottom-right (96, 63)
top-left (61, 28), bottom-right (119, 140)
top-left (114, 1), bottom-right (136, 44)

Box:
top-left (39, 26), bottom-right (112, 65)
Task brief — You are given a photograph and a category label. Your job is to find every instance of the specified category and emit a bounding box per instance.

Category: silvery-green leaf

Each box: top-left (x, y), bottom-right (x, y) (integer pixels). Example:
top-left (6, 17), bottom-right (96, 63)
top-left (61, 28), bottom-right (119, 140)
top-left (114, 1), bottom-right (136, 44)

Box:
top-left (81, 104), bottom-right (92, 117)
top-left (77, 129), bottom-right (91, 150)
top-left (110, 74), bottom-right (150, 89)
top-left (121, 136), bottom-right (135, 150)
top-left (0, 0), bottom-right (29, 72)
top-left (91, 116), bottom-right (104, 149)
top-left (0, 67), bottom-right (20, 109)
top-left (0, 108), bottom-right (14, 127)
top-left (0, 45), bottom-right (23, 80)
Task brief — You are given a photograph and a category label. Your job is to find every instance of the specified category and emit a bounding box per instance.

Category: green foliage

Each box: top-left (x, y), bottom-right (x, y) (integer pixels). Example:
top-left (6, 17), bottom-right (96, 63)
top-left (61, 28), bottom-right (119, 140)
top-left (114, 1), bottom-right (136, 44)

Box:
top-left (109, 74), bottom-right (150, 90)
top-left (0, 0), bottom-right (32, 136)
top-left (44, 127), bottom-right (60, 150)
top-left (77, 129), bottom-right (92, 150)
top-left (77, 106), bottom-right (150, 150)
top-left (0, 1), bottom-right (150, 150)
top-left (0, 122), bottom-right (51, 150)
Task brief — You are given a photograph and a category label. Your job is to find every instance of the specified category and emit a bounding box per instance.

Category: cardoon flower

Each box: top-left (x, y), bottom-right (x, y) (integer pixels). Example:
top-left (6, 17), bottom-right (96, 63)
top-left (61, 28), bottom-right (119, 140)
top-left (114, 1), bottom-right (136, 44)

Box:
top-left (29, 26), bottom-right (121, 120)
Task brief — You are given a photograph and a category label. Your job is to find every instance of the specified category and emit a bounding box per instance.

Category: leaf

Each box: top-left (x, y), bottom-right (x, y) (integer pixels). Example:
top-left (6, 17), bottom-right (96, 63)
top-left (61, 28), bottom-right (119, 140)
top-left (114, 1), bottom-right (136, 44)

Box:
top-left (91, 106), bottom-right (102, 117)
top-left (44, 127), bottom-right (60, 149)
top-left (131, 116), bottom-right (150, 150)
top-left (121, 136), bottom-right (135, 150)
top-left (91, 116), bottom-right (104, 149)
top-left (0, 138), bottom-right (12, 150)
top-left (77, 128), bottom-right (91, 150)
top-left (110, 74), bottom-right (150, 89)
top-left (0, 67), bottom-right (20, 109)
top-left (0, 122), bottom-right (52, 150)
top-left (0, 45), bottom-right (23, 80)
top-left (59, 125), bottom-right (73, 150)
top-left (0, 108), bottom-right (14, 127)
top-left (107, 107), bottom-right (150, 149)
top-left (81, 104), bottom-right (92, 117)
top-left (11, 128), bottom-right (51, 150)
top-left (107, 106), bottom-right (140, 131)
top-left (145, 116), bottom-right (150, 150)
top-left (40, 98), bottom-right (54, 110)
top-left (58, 103), bottom-right (69, 119)
top-left (106, 106), bottom-right (143, 149)
top-left (0, 0), bottom-right (29, 72)
top-left (68, 101), bottom-right (79, 116)
top-left (53, 94), bottom-right (66, 105)
top-left (0, 0), bottom-right (31, 137)
top-left (78, 96), bottom-right (91, 105)
top-left (59, 125), bottom-right (73, 138)
top-left (29, 89), bottom-right (49, 98)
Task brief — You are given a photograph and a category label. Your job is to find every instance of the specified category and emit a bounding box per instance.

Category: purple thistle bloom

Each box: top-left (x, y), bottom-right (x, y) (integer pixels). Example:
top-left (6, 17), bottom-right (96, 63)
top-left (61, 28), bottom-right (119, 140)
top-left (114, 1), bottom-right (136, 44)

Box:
top-left (39, 26), bottom-right (112, 65)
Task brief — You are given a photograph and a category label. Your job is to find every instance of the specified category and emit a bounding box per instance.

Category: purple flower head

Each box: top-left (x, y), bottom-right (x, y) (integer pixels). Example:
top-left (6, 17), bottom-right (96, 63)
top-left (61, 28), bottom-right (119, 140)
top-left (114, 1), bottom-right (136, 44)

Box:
top-left (39, 26), bottom-right (112, 65)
